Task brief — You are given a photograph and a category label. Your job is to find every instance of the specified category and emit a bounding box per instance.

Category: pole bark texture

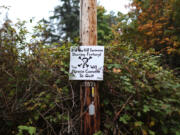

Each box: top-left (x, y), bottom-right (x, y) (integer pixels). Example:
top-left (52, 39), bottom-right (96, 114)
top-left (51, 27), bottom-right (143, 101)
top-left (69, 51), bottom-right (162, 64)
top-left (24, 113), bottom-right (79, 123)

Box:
top-left (80, 0), bottom-right (100, 135)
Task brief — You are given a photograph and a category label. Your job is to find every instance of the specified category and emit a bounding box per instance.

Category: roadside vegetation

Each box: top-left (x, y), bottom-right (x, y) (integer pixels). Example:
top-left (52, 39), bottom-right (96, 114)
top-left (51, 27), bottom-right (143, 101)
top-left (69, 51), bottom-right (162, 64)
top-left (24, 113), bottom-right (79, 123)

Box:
top-left (0, 0), bottom-right (180, 134)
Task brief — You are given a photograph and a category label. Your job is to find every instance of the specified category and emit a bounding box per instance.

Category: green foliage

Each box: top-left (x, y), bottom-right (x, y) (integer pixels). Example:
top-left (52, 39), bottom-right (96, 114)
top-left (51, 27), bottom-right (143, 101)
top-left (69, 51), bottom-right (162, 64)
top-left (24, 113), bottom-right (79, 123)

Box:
top-left (40, 0), bottom-right (79, 43)
top-left (17, 125), bottom-right (36, 135)
top-left (0, 20), bottom-right (78, 135)
top-left (0, 4), bottom-right (180, 135)
top-left (41, 3), bottom-right (116, 45)
top-left (101, 45), bottom-right (180, 134)
top-left (93, 131), bottom-right (103, 135)
top-left (52, 0), bottom-right (79, 41)
top-left (97, 6), bottom-right (115, 45)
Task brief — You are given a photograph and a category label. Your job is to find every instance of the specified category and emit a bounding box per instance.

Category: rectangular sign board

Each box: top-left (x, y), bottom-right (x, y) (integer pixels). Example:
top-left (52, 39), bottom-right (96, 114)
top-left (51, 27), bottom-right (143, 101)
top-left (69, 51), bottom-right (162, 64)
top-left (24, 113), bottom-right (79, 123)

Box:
top-left (69, 46), bottom-right (104, 80)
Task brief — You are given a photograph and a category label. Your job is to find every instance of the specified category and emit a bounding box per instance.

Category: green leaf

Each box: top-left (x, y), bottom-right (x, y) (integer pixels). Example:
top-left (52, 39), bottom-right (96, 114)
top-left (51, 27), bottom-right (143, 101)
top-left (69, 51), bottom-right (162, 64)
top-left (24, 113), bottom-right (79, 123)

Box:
top-left (176, 131), bottom-right (180, 135)
top-left (143, 105), bottom-right (150, 113)
top-left (28, 127), bottom-right (36, 135)
top-left (119, 114), bottom-right (131, 124)
top-left (134, 121), bottom-right (143, 127)
top-left (148, 130), bottom-right (155, 135)
top-left (93, 131), bottom-right (103, 135)
top-left (103, 99), bottom-right (109, 105)
top-left (18, 125), bottom-right (36, 135)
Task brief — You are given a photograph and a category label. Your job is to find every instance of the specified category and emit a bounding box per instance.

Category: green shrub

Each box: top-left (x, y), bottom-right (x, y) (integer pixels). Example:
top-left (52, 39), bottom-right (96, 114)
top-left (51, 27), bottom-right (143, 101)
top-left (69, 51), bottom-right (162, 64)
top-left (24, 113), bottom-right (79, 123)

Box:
top-left (102, 45), bottom-right (180, 135)
top-left (0, 19), bottom-right (179, 135)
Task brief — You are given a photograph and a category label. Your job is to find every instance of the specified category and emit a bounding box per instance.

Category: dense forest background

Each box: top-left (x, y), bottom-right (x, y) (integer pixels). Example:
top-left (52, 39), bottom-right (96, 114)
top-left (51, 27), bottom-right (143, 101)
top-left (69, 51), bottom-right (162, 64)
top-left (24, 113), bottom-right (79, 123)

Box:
top-left (0, 0), bottom-right (180, 135)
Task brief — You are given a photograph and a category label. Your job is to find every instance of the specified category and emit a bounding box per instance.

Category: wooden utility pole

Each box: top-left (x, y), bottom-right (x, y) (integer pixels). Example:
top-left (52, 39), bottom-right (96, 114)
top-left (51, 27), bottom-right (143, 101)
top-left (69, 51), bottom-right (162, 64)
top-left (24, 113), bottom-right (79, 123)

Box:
top-left (80, 0), bottom-right (100, 135)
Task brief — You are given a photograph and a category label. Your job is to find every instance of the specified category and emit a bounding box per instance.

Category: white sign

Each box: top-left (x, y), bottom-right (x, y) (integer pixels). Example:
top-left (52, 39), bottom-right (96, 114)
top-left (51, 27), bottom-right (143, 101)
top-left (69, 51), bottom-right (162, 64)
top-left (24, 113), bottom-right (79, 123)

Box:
top-left (69, 46), bottom-right (104, 80)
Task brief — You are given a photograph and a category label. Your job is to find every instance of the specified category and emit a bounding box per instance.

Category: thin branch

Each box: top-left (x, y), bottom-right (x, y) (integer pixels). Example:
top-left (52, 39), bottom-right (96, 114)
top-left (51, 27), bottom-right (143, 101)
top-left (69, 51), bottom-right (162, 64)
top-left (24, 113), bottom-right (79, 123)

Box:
top-left (38, 111), bottom-right (57, 135)
top-left (114, 94), bottom-right (133, 121)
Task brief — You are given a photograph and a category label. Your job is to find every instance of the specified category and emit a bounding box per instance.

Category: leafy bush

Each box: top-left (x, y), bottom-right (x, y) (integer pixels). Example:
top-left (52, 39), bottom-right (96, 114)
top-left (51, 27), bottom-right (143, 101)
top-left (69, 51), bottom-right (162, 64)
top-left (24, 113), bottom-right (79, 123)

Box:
top-left (102, 45), bottom-right (180, 135)
top-left (0, 20), bottom-right (180, 135)
top-left (0, 20), bottom-right (79, 135)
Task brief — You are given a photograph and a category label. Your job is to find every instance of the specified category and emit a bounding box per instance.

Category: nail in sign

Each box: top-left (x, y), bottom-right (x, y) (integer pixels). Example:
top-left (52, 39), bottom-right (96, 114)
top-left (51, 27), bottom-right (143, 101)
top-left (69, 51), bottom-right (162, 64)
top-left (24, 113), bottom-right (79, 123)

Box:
top-left (69, 46), bottom-right (104, 80)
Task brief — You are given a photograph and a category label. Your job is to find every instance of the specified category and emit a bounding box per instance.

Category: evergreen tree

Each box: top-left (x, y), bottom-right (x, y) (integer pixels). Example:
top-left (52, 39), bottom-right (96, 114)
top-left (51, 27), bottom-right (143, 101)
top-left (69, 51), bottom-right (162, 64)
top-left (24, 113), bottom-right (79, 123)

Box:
top-left (47, 0), bottom-right (79, 43)
top-left (41, 1), bottom-right (117, 45)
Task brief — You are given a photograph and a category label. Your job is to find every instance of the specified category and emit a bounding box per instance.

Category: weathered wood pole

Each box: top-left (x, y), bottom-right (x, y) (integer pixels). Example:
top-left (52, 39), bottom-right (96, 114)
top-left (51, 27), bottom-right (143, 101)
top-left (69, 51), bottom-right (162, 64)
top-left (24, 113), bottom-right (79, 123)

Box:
top-left (80, 0), bottom-right (100, 135)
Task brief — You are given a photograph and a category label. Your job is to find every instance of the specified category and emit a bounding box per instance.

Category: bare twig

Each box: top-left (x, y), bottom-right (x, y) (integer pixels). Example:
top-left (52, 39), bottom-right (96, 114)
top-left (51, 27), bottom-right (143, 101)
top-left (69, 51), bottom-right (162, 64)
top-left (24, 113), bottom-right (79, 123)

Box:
top-left (114, 94), bottom-right (133, 121)
top-left (3, 69), bottom-right (15, 79)
top-left (69, 81), bottom-right (75, 108)
top-left (38, 111), bottom-right (57, 135)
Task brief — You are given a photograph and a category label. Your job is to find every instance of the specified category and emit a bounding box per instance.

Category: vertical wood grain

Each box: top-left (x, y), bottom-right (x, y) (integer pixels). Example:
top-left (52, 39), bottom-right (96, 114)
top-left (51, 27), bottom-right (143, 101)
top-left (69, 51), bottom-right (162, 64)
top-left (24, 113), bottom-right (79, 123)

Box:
top-left (80, 0), bottom-right (100, 135)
